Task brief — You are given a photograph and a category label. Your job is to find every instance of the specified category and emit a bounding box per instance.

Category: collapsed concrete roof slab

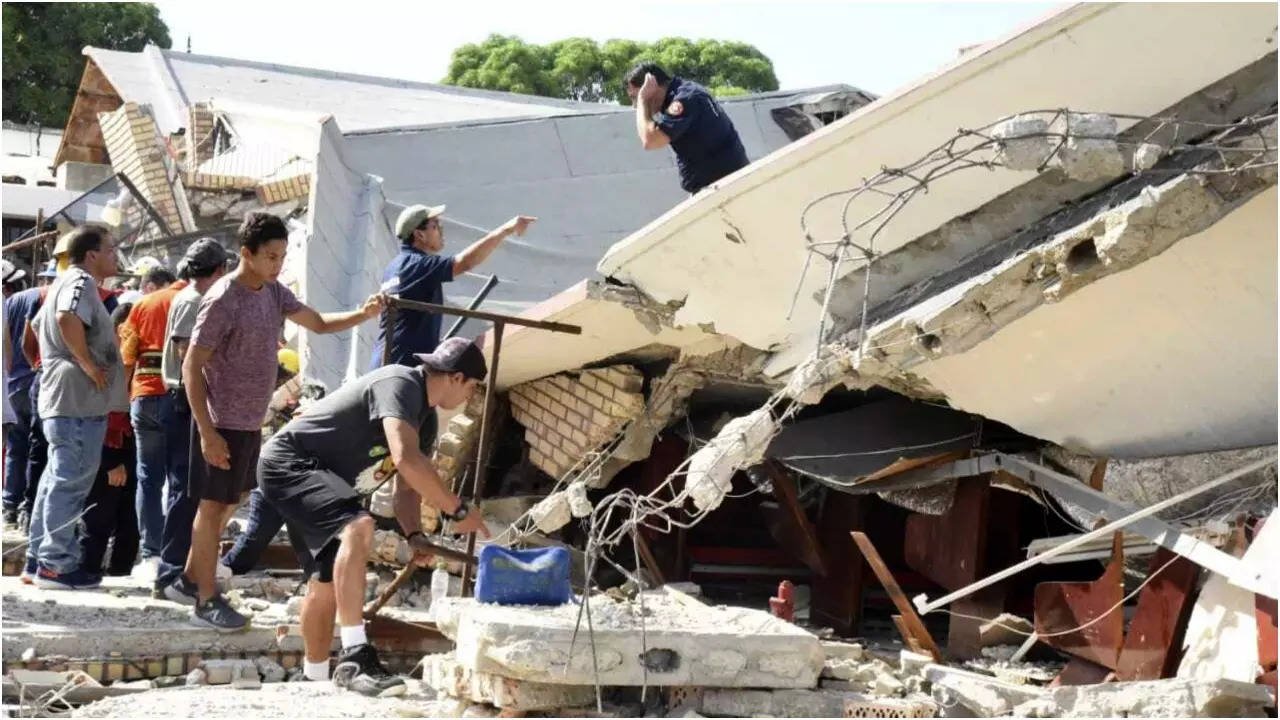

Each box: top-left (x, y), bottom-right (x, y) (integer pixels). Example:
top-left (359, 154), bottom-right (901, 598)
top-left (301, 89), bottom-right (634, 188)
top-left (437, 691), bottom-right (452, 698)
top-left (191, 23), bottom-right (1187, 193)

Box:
top-left (482, 280), bottom-right (731, 390)
top-left (885, 187), bottom-right (1277, 457)
top-left (595, 3), bottom-right (1278, 364)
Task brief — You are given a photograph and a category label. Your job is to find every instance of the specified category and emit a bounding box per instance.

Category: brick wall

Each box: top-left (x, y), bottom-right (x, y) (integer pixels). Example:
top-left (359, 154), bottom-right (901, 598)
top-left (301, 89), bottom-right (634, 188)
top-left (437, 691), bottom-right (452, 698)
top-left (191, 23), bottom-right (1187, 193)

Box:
top-left (98, 103), bottom-right (186, 236)
top-left (187, 103), bottom-right (216, 166)
top-left (508, 365), bottom-right (645, 480)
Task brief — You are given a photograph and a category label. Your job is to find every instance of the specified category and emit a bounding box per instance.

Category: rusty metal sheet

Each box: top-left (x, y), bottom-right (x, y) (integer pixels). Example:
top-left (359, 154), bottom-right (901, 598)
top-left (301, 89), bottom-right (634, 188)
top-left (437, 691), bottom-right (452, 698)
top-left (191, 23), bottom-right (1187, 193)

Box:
top-left (1035, 532), bottom-right (1126, 670)
top-left (903, 477), bottom-right (991, 591)
top-left (1115, 549), bottom-right (1201, 680)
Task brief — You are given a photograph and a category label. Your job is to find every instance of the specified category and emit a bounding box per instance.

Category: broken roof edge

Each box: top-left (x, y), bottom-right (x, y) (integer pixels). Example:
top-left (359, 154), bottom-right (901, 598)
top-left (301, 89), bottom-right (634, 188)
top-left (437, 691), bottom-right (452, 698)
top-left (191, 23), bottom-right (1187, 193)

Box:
top-left (342, 83), bottom-right (875, 138)
top-left (82, 44), bottom-right (600, 112)
top-left (595, 3), bottom-right (1100, 277)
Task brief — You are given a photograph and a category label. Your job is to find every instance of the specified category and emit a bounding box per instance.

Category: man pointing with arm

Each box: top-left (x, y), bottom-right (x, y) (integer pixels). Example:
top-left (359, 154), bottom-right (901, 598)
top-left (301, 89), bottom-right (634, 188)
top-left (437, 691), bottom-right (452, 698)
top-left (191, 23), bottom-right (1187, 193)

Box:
top-left (373, 204), bottom-right (534, 368)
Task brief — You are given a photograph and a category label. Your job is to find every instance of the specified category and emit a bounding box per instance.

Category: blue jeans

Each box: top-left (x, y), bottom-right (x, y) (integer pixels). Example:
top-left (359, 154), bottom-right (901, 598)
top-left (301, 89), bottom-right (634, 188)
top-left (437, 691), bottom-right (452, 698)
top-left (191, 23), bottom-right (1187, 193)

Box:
top-left (157, 402), bottom-right (195, 589)
top-left (3, 378), bottom-right (34, 512)
top-left (221, 487), bottom-right (285, 574)
top-left (25, 372), bottom-right (48, 513)
top-left (131, 394), bottom-right (187, 558)
top-left (26, 416), bottom-right (108, 573)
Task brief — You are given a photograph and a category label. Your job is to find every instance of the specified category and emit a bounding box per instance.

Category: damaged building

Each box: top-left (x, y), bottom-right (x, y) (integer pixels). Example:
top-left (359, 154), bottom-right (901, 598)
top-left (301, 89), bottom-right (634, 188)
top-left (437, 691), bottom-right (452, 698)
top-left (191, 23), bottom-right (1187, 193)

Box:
top-left (2, 2), bottom-right (1278, 718)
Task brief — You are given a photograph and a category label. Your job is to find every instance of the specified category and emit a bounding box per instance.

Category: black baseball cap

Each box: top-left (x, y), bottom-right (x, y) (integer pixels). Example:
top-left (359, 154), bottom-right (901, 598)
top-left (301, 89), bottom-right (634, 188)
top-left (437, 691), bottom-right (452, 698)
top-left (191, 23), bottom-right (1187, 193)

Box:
top-left (414, 337), bottom-right (487, 382)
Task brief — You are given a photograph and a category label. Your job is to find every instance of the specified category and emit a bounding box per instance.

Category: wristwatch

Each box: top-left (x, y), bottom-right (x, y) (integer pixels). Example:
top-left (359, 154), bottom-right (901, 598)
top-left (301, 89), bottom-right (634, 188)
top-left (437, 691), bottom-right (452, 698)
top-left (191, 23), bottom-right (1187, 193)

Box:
top-left (442, 502), bottom-right (470, 523)
top-left (650, 111), bottom-right (666, 125)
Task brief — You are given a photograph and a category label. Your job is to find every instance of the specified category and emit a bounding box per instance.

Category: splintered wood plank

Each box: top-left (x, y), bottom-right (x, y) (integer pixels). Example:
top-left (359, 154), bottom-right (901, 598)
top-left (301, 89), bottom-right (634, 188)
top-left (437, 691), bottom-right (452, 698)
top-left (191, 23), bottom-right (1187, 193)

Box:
top-left (851, 531), bottom-right (943, 661)
top-left (763, 459), bottom-right (829, 577)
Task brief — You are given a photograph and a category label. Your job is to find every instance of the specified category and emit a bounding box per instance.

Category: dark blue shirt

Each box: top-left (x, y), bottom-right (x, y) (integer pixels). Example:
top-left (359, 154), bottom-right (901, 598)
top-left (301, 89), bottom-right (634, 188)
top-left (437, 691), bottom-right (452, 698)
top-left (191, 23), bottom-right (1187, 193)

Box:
top-left (655, 77), bottom-right (750, 194)
top-left (371, 246), bottom-right (454, 369)
top-left (4, 287), bottom-right (40, 390)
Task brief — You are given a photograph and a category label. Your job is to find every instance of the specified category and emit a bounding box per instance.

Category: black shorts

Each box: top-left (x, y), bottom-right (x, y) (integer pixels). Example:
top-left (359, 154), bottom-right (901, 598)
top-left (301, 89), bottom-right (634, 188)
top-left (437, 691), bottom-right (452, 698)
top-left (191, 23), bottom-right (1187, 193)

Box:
top-left (189, 427), bottom-right (261, 505)
top-left (258, 442), bottom-right (365, 584)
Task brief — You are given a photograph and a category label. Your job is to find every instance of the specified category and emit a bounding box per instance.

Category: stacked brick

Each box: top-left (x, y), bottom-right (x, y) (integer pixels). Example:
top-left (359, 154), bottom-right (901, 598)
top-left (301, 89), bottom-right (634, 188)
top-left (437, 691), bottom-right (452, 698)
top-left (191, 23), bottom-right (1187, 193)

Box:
top-left (186, 103), bottom-right (216, 167)
top-left (508, 366), bottom-right (646, 480)
top-left (256, 173), bottom-right (312, 205)
top-left (98, 103), bottom-right (186, 234)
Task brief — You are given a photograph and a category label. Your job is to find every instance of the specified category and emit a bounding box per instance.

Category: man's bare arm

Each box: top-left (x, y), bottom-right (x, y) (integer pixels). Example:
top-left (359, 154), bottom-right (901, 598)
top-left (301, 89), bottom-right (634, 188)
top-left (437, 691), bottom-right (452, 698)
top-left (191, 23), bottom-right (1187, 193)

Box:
top-left (21, 321), bottom-right (37, 368)
top-left (392, 474), bottom-right (423, 537)
top-left (287, 295), bottom-right (384, 335)
top-left (634, 76), bottom-right (671, 150)
top-left (452, 216), bottom-right (536, 277)
top-left (382, 416), bottom-right (459, 516)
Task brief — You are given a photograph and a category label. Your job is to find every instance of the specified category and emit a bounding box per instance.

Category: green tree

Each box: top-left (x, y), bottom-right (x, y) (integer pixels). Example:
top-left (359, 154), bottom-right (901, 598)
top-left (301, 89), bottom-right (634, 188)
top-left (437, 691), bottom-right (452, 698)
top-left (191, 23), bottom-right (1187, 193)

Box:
top-left (3, 2), bottom-right (171, 126)
top-left (443, 35), bottom-right (779, 104)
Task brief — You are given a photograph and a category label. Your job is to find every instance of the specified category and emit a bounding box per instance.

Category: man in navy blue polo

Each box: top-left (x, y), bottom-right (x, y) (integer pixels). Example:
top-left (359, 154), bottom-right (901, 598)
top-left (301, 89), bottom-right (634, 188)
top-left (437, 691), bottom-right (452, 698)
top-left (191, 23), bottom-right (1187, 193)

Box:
top-left (627, 62), bottom-right (749, 195)
top-left (372, 204), bottom-right (535, 368)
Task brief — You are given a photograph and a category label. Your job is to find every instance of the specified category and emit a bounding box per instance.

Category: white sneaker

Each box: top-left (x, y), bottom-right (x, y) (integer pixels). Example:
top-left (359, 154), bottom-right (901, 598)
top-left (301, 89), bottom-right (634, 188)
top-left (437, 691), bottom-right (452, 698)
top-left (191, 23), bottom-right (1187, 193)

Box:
top-left (131, 556), bottom-right (160, 582)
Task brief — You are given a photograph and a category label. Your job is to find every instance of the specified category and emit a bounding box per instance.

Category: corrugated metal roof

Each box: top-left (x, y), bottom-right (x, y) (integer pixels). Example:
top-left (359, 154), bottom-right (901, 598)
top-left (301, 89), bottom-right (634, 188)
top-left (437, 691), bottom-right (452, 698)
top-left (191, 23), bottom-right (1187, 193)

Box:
top-left (85, 45), bottom-right (600, 135)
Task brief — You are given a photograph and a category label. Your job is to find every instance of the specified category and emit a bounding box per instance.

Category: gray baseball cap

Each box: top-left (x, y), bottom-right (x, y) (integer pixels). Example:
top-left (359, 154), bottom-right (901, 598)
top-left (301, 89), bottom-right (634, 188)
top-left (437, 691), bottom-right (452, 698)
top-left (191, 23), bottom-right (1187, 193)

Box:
top-left (178, 238), bottom-right (234, 277)
top-left (395, 204), bottom-right (446, 240)
top-left (414, 337), bottom-right (487, 382)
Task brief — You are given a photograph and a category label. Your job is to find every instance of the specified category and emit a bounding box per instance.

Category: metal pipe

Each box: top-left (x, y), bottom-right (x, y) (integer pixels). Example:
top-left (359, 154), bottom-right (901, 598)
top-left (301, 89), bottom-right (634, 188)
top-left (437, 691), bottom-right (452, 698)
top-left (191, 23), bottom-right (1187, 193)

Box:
top-left (913, 453), bottom-right (1277, 614)
top-left (443, 274), bottom-right (499, 340)
top-left (461, 320), bottom-right (504, 593)
top-left (388, 296), bottom-right (581, 335)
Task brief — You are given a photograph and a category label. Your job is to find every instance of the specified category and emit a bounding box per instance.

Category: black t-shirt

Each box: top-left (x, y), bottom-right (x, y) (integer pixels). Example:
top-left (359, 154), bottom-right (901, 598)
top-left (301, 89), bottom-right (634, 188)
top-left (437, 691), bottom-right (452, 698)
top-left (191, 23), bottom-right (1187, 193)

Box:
top-left (655, 77), bottom-right (750, 193)
top-left (270, 364), bottom-right (437, 484)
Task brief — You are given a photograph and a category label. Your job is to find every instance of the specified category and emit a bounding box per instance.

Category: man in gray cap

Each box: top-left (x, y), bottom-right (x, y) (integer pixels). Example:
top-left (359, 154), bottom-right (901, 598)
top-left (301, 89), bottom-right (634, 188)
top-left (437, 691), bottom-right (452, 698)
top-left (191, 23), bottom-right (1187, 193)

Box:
top-left (153, 238), bottom-right (234, 599)
top-left (372, 204), bottom-right (534, 368)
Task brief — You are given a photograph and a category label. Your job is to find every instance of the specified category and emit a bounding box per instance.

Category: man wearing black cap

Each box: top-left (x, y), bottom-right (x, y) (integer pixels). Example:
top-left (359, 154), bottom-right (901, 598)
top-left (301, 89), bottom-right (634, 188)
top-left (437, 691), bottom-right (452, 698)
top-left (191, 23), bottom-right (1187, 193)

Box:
top-left (257, 337), bottom-right (489, 697)
top-left (372, 204), bottom-right (535, 369)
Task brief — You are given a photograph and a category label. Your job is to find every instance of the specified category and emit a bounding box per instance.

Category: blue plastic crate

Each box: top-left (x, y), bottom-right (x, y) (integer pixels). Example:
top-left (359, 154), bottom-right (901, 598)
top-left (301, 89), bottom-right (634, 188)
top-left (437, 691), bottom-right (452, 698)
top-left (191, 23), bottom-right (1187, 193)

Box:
top-left (474, 545), bottom-right (572, 606)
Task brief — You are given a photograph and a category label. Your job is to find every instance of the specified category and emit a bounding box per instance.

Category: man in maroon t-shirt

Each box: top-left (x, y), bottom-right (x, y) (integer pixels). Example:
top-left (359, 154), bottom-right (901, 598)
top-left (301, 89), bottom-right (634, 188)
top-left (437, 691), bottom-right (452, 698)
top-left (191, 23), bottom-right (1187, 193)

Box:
top-left (170, 213), bottom-right (384, 631)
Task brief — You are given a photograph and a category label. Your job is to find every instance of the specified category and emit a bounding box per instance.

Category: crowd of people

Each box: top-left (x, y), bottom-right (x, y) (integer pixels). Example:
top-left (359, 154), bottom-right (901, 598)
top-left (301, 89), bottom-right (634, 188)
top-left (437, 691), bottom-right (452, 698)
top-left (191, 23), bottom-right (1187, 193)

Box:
top-left (0, 202), bottom-right (522, 696)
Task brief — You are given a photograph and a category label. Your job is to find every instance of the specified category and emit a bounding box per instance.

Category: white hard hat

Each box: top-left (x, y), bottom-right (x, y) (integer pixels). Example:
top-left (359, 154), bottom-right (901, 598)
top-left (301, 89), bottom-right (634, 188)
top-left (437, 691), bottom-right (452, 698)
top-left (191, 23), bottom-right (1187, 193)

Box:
top-left (2, 259), bottom-right (26, 285)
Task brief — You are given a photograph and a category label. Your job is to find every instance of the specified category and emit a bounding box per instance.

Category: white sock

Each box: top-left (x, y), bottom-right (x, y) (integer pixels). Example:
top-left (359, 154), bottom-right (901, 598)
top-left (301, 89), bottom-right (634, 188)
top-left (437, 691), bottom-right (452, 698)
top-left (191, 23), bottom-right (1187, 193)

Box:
top-left (303, 659), bottom-right (329, 681)
top-left (339, 623), bottom-right (367, 649)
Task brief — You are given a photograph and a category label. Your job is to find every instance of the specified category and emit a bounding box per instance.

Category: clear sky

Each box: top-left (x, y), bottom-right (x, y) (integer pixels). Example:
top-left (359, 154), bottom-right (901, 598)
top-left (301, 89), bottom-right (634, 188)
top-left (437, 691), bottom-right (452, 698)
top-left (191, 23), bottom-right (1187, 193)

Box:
top-left (153, 1), bottom-right (1060, 97)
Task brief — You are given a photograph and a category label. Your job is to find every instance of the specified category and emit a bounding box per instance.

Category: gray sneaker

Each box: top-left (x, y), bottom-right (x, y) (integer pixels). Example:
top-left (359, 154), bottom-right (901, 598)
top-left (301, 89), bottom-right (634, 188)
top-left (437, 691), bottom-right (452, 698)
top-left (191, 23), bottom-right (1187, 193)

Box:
top-left (192, 593), bottom-right (248, 633)
top-left (163, 575), bottom-right (199, 606)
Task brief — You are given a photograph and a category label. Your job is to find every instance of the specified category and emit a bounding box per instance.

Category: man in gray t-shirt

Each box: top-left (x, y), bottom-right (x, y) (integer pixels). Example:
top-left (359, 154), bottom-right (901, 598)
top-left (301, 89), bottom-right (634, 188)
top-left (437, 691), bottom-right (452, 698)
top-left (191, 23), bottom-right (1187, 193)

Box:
top-left (257, 338), bottom-right (489, 696)
top-left (25, 226), bottom-right (122, 589)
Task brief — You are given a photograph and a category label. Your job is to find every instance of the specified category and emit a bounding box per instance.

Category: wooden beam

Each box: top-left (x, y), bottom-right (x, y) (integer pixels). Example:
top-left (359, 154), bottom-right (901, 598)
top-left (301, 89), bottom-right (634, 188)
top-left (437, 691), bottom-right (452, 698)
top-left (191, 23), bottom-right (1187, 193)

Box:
top-left (633, 528), bottom-right (667, 586)
top-left (851, 531), bottom-right (944, 661)
top-left (762, 459), bottom-right (829, 577)
top-left (810, 493), bottom-right (865, 635)
top-left (1088, 458), bottom-right (1108, 491)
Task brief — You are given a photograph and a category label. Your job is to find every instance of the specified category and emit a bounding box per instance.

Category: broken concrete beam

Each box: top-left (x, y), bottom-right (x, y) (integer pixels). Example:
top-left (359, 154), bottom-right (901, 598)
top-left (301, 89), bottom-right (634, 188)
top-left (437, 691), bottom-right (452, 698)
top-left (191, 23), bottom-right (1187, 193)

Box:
top-left (1050, 677), bottom-right (1277, 718)
top-left (1054, 112), bottom-right (1124, 181)
top-left (566, 482), bottom-right (592, 518)
top-left (687, 408), bottom-right (776, 512)
top-left (699, 688), bottom-right (938, 718)
top-left (530, 492), bottom-right (572, 533)
top-left (435, 592), bottom-right (822, 688)
top-left (992, 115), bottom-right (1054, 171)
top-left (423, 652), bottom-right (594, 710)
top-left (977, 613), bottom-right (1034, 647)
top-left (821, 640), bottom-right (864, 663)
top-left (924, 664), bottom-right (1048, 717)
top-left (198, 659), bottom-right (259, 686)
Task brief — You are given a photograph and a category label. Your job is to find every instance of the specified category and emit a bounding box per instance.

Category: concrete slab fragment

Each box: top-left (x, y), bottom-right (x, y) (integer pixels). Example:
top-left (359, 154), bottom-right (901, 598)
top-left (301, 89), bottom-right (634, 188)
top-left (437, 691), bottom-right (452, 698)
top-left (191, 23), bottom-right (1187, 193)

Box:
top-left (423, 652), bottom-right (594, 710)
top-left (435, 593), bottom-right (823, 687)
top-left (1051, 677), bottom-right (1276, 718)
top-left (700, 689), bottom-right (937, 718)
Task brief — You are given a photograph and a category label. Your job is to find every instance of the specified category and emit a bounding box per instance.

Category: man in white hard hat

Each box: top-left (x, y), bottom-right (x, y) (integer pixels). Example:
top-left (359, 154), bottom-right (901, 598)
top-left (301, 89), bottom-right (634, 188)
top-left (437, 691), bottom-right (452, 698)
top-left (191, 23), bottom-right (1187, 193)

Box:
top-left (371, 205), bottom-right (535, 368)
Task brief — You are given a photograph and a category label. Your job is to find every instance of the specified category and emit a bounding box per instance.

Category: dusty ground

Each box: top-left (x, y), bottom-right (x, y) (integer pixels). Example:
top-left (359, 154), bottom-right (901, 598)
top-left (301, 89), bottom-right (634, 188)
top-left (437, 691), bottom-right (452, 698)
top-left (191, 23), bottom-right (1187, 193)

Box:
top-left (70, 680), bottom-right (468, 718)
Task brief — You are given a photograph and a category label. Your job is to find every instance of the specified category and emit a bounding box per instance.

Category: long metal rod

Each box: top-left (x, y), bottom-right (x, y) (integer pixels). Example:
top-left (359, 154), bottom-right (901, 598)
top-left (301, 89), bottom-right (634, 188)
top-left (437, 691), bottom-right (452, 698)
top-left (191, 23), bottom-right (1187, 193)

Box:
top-left (114, 173), bottom-right (174, 238)
top-left (0, 230), bottom-right (58, 255)
top-left (914, 453), bottom-right (1277, 614)
top-left (460, 320), bottom-right (504, 593)
top-left (443, 274), bottom-right (499, 340)
top-left (388, 296), bottom-right (581, 335)
top-left (993, 453), bottom-right (1252, 584)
